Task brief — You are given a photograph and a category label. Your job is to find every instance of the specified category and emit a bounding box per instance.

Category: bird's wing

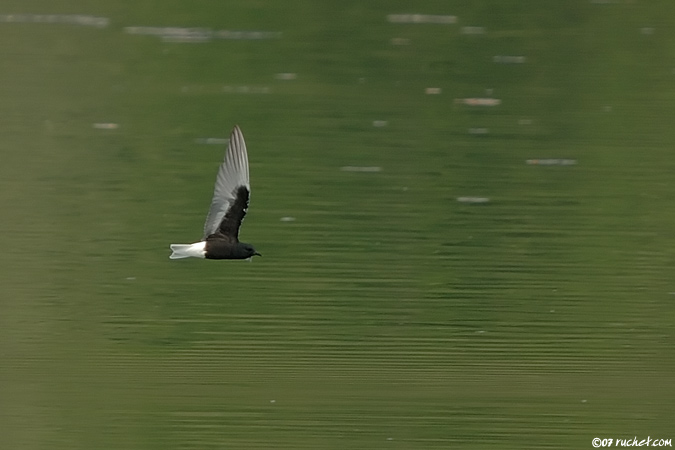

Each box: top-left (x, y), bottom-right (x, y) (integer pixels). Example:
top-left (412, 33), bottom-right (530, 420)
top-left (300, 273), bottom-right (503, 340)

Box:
top-left (202, 125), bottom-right (250, 240)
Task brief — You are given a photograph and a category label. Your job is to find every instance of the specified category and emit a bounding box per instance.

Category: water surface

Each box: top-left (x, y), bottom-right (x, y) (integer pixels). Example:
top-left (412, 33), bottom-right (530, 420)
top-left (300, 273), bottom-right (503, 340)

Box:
top-left (1, 2), bottom-right (674, 449)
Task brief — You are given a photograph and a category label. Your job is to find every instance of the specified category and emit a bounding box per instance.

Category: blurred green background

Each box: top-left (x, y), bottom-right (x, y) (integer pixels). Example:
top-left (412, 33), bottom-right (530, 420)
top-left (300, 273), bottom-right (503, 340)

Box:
top-left (1, 1), bottom-right (674, 449)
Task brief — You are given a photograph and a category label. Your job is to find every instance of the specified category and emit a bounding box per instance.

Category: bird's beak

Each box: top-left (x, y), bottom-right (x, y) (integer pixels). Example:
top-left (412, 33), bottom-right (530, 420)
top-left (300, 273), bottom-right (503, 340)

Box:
top-left (254, 252), bottom-right (262, 257)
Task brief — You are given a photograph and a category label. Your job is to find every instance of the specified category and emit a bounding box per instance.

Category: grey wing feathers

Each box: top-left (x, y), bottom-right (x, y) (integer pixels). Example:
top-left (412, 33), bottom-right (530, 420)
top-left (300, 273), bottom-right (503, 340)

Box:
top-left (202, 125), bottom-right (250, 239)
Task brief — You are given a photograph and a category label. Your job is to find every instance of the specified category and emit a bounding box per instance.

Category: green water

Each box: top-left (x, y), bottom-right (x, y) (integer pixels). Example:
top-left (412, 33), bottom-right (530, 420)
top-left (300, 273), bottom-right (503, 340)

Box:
top-left (1, 1), bottom-right (674, 449)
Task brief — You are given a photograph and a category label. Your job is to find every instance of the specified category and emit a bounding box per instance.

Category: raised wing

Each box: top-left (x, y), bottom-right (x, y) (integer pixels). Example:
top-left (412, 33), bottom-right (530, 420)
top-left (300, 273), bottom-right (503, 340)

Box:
top-left (202, 125), bottom-right (250, 239)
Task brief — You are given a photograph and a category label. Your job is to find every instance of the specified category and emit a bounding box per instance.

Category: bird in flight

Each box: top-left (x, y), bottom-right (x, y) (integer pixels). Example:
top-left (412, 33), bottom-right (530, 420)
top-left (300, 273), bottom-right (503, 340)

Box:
top-left (169, 125), bottom-right (261, 260)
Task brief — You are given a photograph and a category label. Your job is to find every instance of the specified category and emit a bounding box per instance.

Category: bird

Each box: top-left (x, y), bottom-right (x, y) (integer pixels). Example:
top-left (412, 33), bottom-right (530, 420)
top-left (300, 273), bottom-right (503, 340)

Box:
top-left (169, 125), bottom-right (261, 260)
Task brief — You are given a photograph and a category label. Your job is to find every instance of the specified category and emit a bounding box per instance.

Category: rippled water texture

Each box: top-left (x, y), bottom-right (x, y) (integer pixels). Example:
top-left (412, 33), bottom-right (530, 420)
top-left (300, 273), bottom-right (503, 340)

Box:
top-left (1, 2), bottom-right (674, 449)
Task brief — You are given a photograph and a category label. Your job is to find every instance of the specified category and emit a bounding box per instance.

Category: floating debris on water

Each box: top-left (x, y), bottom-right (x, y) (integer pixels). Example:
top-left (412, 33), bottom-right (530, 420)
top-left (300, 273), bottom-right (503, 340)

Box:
top-left (461, 26), bottom-right (486, 34)
top-left (468, 127), bottom-right (489, 135)
top-left (387, 14), bottom-right (457, 24)
top-left (391, 37), bottom-right (410, 45)
top-left (275, 73), bottom-right (297, 80)
top-left (125, 26), bottom-right (209, 42)
top-left (124, 26), bottom-right (281, 42)
top-left (280, 217), bottom-right (296, 222)
top-left (222, 85), bottom-right (270, 94)
top-left (341, 166), bottom-right (382, 172)
top-left (457, 197), bottom-right (490, 203)
top-left (493, 55), bottom-right (526, 63)
top-left (0, 14), bottom-right (108, 28)
top-left (425, 87), bottom-right (442, 95)
top-left (181, 85), bottom-right (271, 94)
top-left (455, 97), bottom-right (501, 106)
top-left (373, 120), bottom-right (388, 127)
top-left (526, 159), bottom-right (577, 166)
top-left (215, 30), bottom-right (281, 40)
top-left (93, 123), bottom-right (119, 129)
top-left (195, 138), bottom-right (228, 145)
top-left (164, 31), bottom-right (210, 43)
top-left (214, 30), bottom-right (281, 40)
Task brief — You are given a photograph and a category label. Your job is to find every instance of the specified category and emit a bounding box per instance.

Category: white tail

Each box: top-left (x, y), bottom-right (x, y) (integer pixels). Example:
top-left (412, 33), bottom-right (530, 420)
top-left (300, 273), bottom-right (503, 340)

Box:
top-left (169, 242), bottom-right (206, 259)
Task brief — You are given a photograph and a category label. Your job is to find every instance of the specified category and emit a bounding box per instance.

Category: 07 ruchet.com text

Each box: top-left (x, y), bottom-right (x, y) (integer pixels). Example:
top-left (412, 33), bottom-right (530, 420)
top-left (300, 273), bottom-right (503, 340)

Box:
top-left (593, 437), bottom-right (672, 448)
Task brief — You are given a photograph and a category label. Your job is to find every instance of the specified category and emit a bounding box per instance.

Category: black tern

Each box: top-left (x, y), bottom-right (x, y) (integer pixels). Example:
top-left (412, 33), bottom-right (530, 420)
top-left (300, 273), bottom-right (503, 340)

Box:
top-left (169, 125), bottom-right (261, 260)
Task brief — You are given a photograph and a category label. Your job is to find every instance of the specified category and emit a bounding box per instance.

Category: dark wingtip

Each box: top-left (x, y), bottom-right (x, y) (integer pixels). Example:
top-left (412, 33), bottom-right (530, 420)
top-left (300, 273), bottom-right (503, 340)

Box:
top-left (254, 252), bottom-right (262, 257)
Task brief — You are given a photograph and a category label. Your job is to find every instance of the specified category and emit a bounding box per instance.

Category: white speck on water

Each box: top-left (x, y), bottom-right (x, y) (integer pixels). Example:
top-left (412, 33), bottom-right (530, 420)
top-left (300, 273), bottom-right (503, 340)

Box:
top-left (195, 137), bottom-right (228, 145)
top-left (387, 14), bottom-right (457, 24)
top-left (270, 399), bottom-right (276, 404)
top-left (391, 37), bottom-right (410, 45)
top-left (126, 277), bottom-right (136, 281)
top-left (455, 97), bottom-right (500, 106)
top-left (275, 72), bottom-right (297, 80)
top-left (526, 159), bottom-right (577, 166)
top-left (280, 216), bottom-right (296, 222)
top-left (461, 26), bottom-right (486, 34)
top-left (581, 399), bottom-right (587, 403)
top-left (457, 196), bottom-right (490, 203)
top-left (341, 166), bottom-right (382, 172)
top-left (0, 14), bottom-right (109, 28)
top-left (93, 123), bottom-right (118, 129)
top-left (494, 55), bottom-right (526, 64)
top-left (425, 87), bottom-right (442, 95)
top-left (373, 120), bottom-right (388, 127)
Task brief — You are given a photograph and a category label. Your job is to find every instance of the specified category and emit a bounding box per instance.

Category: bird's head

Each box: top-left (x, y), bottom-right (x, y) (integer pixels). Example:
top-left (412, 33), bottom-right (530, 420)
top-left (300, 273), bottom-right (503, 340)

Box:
top-left (238, 242), bottom-right (262, 259)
